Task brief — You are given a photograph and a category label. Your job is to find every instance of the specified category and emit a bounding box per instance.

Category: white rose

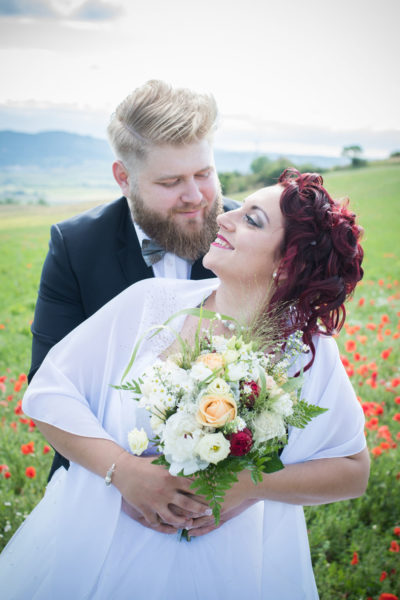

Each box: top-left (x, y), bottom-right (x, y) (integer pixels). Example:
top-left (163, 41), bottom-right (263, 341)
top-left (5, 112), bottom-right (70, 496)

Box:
top-left (195, 432), bottom-right (231, 464)
top-left (127, 428), bottom-right (149, 455)
top-left (252, 410), bottom-right (286, 443)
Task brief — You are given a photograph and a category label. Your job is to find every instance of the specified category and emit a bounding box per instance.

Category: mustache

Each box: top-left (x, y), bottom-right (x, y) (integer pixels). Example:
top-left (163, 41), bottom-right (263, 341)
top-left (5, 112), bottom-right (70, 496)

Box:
top-left (171, 200), bottom-right (208, 214)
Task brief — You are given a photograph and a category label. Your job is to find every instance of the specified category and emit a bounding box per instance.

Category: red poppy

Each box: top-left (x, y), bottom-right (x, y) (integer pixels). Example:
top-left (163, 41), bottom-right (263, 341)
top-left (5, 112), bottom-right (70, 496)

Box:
top-left (345, 340), bottom-right (356, 353)
top-left (21, 441), bottom-right (35, 455)
top-left (13, 381), bottom-right (22, 392)
top-left (366, 323), bottom-right (377, 330)
top-left (395, 397), bottom-right (400, 405)
top-left (25, 466), bottom-right (36, 478)
top-left (371, 446), bottom-right (382, 457)
top-left (4, 471), bottom-right (11, 479)
top-left (379, 595), bottom-right (399, 600)
top-left (350, 551), bottom-right (359, 565)
top-left (0, 464), bottom-right (9, 473)
top-left (43, 445), bottom-right (51, 454)
top-left (393, 527), bottom-right (400, 537)
top-left (389, 541), bottom-right (400, 552)
top-left (358, 297), bottom-right (365, 306)
top-left (340, 355), bottom-right (350, 367)
top-left (366, 418), bottom-right (379, 430)
top-left (393, 413), bottom-right (400, 422)
top-left (380, 571), bottom-right (388, 581)
top-left (382, 348), bottom-right (393, 360)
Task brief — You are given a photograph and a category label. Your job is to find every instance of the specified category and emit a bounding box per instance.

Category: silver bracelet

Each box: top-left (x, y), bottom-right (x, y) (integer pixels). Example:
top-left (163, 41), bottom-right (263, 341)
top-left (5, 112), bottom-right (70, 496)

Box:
top-left (104, 463), bottom-right (116, 486)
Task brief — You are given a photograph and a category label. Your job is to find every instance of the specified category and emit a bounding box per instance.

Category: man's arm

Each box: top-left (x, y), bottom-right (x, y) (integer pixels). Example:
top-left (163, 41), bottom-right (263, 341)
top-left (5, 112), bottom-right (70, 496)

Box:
top-left (29, 224), bottom-right (86, 382)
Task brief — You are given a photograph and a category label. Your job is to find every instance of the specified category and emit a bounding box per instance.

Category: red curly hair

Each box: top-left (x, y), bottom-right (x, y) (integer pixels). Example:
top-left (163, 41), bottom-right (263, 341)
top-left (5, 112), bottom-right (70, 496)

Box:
top-left (270, 169), bottom-right (364, 369)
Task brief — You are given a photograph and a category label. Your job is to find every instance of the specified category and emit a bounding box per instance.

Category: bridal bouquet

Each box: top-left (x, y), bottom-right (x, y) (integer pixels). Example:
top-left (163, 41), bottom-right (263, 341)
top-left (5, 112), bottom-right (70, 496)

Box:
top-left (117, 308), bottom-right (326, 527)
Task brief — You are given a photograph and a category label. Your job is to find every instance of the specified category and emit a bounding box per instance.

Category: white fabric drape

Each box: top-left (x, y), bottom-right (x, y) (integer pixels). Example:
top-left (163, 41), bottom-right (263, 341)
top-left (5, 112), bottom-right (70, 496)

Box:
top-left (0, 278), bottom-right (366, 600)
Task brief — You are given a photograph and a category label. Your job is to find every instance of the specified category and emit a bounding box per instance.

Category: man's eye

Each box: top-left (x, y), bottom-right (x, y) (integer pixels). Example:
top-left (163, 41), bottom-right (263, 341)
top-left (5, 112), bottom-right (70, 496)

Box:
top-left (196, 170), bottom-right (210, 179)
top-left (244, 213), bottom-right (261, 228)
top-left (160, 179), bottom-right (179, 187)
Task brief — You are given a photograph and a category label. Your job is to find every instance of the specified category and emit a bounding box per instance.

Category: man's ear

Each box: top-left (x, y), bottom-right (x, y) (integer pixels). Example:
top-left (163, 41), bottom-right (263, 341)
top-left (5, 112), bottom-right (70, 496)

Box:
top-left (112, 160), bottom-right (131, 197)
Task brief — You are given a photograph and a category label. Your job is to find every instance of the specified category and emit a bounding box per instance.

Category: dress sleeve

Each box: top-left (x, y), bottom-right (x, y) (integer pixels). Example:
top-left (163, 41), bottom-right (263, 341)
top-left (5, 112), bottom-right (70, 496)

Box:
top-left (23, 280), bottom-right (149, 441)
top-left (282, 335), bottom-right (366, 465)
top-left (29, 224), bottom-right (86, 382)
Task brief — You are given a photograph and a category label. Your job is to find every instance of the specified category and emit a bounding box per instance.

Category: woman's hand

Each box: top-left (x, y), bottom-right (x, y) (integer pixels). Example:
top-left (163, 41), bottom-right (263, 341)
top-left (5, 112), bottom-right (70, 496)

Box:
top-left (114, 454), bottom-right (212, 529)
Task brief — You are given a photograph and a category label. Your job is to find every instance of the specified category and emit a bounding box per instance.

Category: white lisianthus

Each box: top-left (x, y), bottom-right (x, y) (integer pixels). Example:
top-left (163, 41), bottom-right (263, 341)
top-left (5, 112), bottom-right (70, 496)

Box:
top-left (206, 377), bottom-right (231, 395)
top-left (222, 349), bottom-right (239, 364)
top-left (195, 432), bottom-right (231, 464)
top-left (226, 361), bottom-right (248, 381)
top-left (272, 392), bottom-right (293, 417)
top-left (252, 410), bottom-right (286, 443)
top-left (162, 412), bottom-right (204, 475)
top-left (190, 362), bottom-right (213, 381)
top-left (127, 428), bottom-right (149, 455)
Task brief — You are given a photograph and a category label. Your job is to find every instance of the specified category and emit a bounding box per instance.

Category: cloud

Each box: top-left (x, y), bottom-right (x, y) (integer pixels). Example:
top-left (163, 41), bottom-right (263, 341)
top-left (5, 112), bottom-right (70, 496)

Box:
top-left (71, 0), bottom-right (122, 20)
top-left (0, 0), bottom-right (58, 17)
top-left (0, 0), bottom-right (123, 20)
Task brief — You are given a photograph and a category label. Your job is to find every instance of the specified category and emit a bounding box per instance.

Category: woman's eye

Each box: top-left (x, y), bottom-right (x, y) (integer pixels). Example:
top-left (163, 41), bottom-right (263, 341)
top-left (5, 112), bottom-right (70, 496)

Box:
top-left (244, 213), bottom-right (261, 228)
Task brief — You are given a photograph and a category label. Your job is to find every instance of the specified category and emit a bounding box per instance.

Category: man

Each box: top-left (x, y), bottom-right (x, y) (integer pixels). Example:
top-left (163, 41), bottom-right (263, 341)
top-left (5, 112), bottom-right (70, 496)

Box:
top-left (29, 80), bottom-right (238, 479)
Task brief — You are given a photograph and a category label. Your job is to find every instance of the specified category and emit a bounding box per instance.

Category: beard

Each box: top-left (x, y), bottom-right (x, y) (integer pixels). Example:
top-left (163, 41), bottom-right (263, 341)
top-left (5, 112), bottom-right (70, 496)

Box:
top-left (129, 191), bottom-right (223, 261)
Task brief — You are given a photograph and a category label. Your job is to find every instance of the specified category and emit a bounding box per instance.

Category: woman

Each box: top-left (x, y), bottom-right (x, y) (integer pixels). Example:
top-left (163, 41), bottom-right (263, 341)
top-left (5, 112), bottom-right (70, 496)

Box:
top-left (0, 170), bottom-right (369, 599)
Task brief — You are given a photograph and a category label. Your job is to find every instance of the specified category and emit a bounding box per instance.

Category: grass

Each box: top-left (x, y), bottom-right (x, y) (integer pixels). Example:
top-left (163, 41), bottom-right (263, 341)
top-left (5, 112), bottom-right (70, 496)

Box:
top-left (0, 164), bottom-right (399, 599)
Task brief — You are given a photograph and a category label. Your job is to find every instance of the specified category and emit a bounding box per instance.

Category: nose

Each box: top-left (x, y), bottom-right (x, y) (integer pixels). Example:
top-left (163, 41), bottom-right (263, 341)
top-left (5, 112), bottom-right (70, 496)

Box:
top-left (217, 208), bottom-right (238, 230)
top-left (180, 178), bottom-right (203, 205)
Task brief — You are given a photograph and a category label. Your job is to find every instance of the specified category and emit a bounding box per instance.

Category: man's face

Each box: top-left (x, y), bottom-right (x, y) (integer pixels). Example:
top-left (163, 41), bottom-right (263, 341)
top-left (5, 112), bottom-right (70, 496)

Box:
top-left (126, 140), bottom-right (223, 260)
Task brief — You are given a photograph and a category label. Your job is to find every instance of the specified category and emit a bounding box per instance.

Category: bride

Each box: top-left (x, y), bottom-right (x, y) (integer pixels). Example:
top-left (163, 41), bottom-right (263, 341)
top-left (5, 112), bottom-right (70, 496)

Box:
top-left (0, 170), bottom-right (369, 599)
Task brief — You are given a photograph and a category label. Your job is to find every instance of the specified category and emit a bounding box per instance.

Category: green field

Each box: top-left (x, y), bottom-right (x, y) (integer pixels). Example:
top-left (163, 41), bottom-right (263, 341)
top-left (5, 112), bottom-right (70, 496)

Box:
top-left (0, 164), bottom-right (399, 598)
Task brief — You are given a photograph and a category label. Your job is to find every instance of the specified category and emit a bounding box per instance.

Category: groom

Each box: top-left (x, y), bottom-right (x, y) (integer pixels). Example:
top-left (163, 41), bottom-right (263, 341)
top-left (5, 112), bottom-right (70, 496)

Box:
top-left (29, 80), bottom-right (238, 482)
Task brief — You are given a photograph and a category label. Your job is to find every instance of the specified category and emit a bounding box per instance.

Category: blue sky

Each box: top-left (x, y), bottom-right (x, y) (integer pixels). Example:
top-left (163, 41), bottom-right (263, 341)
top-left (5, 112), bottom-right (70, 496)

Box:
top-left (0, 0), bottom-right (399, 158)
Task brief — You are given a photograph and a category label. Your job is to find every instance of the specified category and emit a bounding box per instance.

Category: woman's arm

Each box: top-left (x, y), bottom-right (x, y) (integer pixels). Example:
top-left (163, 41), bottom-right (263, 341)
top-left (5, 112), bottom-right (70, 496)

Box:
top-left (34, 420), bottom-right (211, 532)
top-left (188, 448), bottom-right (370, 536)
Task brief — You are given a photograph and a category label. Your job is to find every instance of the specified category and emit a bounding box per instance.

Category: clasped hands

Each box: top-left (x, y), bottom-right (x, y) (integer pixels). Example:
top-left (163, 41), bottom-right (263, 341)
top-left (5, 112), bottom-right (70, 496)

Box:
top-left (115, 454), bottom-right (257, 537)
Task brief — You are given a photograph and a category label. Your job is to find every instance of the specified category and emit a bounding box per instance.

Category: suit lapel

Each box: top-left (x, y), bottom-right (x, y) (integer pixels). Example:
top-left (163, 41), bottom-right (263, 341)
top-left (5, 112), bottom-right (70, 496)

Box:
top-left (191, 258), bottom-right (216, 280)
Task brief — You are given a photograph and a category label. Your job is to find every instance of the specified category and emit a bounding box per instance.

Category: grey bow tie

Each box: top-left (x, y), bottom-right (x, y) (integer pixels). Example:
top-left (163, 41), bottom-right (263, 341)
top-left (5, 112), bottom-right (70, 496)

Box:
top-left (141, 238), bottom-right (166, 267)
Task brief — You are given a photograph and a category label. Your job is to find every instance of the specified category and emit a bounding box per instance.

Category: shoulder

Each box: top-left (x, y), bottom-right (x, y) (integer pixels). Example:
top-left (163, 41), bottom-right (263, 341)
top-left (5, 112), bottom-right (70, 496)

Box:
top-left (222, 196), bottom-right (241, 212)
top-left (55, 197), bottom-right (128, 237)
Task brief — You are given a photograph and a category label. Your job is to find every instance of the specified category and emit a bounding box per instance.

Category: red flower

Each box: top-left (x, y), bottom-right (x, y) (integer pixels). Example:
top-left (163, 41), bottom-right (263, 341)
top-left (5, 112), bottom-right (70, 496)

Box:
top-left (228, 428), bottom-right (253, 456)
top-left (393, 413), bottom-right (400, 422)
top-left (25, 466), bottom-right (36, 478)
top-left (43, 445), bottom-right (51, 454)
top-left (0, 464), bottom-right (9, 473)
top-left (379, 595), bottom-right (399, 600)
top-left (393, 526), bottom-right (400, 537)
top-left (21, 441), bottom-right (35, 455)
top-left (358, 297), bottom-right (365, 306)
top-left (239, 380), bottom-right (260, 408)
top-left (4, 471), bottom-right (11, 479)
top-left (371, 446), bottom-right (383, 457)
top-left (381, 348), bottom-right (392, 360)
top-left (380, 571), bottom-right (388, 581)
top-left (350, 551), bottom-right (359, 565)
top-left (345, 340), bottom-right (356, 353)
top-left (389, 541), bottom-right (400, 552)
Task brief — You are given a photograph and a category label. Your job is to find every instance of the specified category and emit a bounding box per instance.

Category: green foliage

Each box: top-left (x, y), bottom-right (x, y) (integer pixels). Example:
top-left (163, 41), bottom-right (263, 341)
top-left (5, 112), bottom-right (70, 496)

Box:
top-left (287, 400), bottom-right (328, 428)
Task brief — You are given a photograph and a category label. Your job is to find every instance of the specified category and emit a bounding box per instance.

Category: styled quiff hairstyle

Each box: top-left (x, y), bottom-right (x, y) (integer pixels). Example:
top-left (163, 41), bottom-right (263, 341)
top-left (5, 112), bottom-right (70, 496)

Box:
top-left (270, 169), bottom-right (364, 369)
top-left (107, 79), bottom-right (218, 171)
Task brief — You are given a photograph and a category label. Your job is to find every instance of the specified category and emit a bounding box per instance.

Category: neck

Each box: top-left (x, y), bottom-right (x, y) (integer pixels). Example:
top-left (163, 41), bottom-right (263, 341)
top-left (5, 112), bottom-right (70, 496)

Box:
top-left (206, 280), bottom-right (270, 326)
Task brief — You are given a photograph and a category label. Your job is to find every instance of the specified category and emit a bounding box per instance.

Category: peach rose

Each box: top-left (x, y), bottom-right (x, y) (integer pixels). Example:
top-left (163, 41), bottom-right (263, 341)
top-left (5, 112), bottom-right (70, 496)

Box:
top-left (196, 352), bottom-right (225, 371)
top-left (196, 394), bottom-right (237, 427)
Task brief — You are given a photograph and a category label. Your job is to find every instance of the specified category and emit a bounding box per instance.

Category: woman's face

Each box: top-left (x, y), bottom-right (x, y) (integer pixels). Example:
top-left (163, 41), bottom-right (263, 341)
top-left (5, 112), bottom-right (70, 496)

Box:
top-left (203, 184), bottom-right (285, 288)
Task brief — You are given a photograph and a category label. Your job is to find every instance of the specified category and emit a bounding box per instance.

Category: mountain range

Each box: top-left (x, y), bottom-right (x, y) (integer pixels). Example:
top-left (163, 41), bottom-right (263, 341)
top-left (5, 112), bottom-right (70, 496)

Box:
top-left (0, 130), bottom-right (347, 173)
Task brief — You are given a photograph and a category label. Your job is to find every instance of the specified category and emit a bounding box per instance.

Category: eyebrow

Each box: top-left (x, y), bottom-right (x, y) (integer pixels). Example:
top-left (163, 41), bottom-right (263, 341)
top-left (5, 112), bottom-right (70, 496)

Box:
top-left (249, 204), bottom-right (270, 224)
top-left (155, 165), bottom-right (214, 182)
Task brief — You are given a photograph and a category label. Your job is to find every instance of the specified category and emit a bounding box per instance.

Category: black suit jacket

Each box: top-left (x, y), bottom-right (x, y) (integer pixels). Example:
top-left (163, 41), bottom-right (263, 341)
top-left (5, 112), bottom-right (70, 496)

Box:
top-left (28, 195), bottom-right (239, 477)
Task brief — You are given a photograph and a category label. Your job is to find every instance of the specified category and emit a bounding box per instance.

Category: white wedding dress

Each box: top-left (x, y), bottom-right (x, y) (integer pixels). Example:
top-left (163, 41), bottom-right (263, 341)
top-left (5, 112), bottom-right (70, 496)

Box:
top-left (0, 278), bottom-right (366, 600)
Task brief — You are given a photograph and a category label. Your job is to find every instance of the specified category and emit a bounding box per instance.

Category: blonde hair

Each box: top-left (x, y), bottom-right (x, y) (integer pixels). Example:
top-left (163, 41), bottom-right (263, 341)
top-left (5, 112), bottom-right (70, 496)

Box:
top-left (107, 80), bottom-right (218, 171)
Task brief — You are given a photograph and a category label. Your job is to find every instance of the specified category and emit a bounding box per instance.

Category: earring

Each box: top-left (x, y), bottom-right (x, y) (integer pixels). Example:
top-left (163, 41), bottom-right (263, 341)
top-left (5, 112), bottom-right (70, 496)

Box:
top-left (272, 271), bottom-right (277, 280)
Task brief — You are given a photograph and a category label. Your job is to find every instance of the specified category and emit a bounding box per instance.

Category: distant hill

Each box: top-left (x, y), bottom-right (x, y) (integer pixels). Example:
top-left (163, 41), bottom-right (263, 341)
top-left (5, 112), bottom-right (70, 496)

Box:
top-left (0, 130), bottom-right (347, 172)
top-left (0, 130), bottom-right (114, 167)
